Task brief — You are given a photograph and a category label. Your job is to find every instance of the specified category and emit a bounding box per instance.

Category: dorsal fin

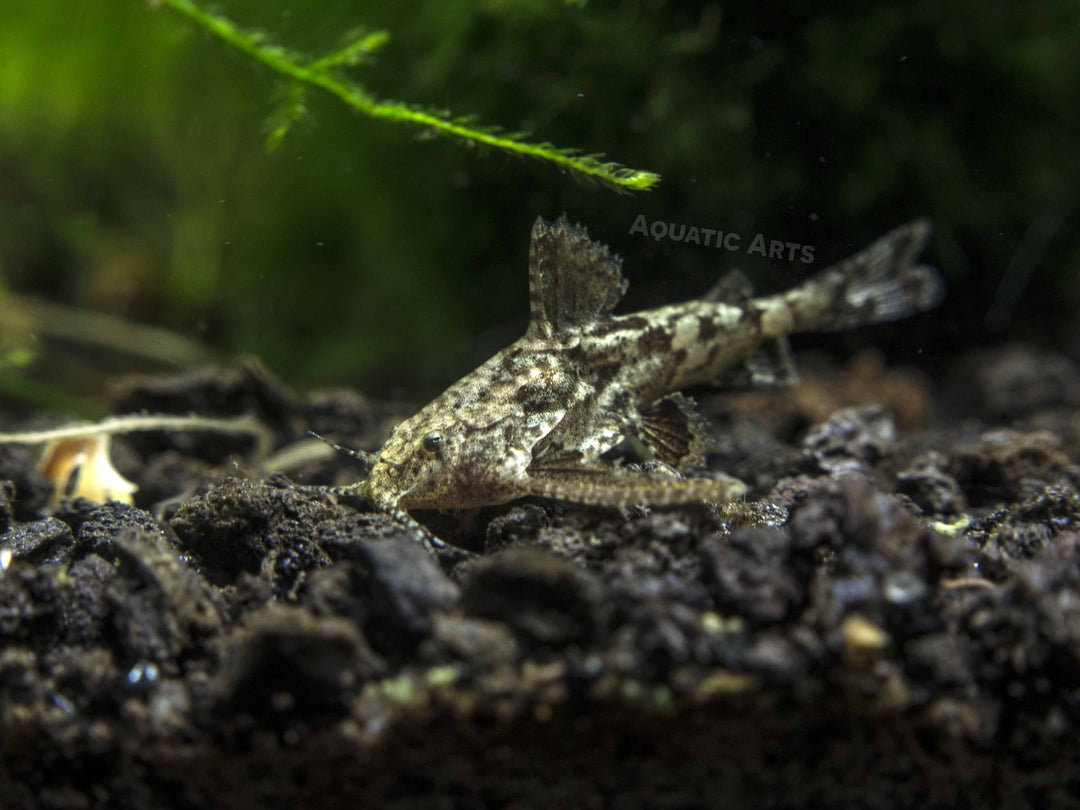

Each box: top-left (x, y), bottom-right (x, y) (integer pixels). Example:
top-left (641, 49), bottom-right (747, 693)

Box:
top-left (526, 214), bottom-right (628, 337)
top-left (703, 269), bottom-right (754, 304)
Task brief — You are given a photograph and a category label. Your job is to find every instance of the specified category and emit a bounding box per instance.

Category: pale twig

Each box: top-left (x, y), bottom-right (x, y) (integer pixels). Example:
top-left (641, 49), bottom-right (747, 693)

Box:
top-left (0, 413), bottom-right (274, 458)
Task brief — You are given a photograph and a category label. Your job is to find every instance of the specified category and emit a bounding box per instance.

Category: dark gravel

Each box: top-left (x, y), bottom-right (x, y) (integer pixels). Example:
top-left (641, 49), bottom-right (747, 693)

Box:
top-left (3, 346), bottom-right (1080, 809)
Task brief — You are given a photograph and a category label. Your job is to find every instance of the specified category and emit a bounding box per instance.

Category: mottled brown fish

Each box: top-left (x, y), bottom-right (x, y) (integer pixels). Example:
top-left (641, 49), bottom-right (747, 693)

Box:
top-left (340, 215), bottom-right (941, 534)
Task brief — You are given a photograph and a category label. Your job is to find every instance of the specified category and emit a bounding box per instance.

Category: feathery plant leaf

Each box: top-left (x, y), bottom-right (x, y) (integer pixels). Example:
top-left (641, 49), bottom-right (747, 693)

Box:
top-left (264, 82), bottom-right (308, 152)
top-left (156, 0), bottom-right (660, 193)
top-left (311, 28), bottom-right (391, 70)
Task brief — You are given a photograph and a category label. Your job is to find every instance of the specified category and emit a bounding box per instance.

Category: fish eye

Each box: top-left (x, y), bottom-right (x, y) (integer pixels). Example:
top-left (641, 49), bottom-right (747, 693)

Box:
top-left (422, 432), bottom-right (443, 453)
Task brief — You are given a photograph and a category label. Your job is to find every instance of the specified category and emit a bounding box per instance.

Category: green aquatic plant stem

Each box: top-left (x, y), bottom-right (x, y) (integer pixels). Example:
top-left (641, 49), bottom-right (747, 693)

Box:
top-left (157, 0), bottom-right (660, 193)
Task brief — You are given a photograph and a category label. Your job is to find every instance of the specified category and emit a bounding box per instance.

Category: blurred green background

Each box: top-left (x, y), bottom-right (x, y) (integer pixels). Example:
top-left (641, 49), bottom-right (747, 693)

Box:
top-left (1, 0), bottom-right (1078, 412)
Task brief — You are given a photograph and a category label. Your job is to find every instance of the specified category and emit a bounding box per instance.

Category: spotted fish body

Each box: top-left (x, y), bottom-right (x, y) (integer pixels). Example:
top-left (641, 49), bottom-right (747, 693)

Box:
top-left (349, 215), bottom-right (942, 515)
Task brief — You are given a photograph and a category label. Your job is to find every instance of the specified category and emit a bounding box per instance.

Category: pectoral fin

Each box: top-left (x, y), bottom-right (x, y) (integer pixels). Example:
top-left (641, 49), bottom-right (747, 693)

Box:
top-left (520, 462), bottom-right (746, 507)
top-left (638, 393), bottom-right (712, 469)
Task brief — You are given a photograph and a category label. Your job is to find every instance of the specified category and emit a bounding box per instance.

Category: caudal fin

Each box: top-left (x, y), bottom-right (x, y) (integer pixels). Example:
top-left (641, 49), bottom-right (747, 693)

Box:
top-left (782, 220), bottom-right (944, 332)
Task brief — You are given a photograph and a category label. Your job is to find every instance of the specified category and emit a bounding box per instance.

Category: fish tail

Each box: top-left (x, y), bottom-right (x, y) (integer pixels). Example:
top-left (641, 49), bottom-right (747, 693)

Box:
top-left (778, 220), bottom-right (943, 333)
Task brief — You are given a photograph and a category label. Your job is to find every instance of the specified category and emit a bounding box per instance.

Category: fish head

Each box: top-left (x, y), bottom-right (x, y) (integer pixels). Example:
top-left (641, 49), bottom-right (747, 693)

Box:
top-left (358, 402), bottom-right (529, 511)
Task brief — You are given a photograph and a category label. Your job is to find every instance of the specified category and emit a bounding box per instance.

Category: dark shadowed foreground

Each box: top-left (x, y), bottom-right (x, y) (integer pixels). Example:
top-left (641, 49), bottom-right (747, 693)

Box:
top-left (2, 346), bottom-right (1080, 809)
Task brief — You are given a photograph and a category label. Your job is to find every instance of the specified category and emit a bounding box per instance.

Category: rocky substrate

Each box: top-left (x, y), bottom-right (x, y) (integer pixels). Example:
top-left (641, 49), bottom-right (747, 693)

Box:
top-left (2, 346), bottom-right (1080, 809)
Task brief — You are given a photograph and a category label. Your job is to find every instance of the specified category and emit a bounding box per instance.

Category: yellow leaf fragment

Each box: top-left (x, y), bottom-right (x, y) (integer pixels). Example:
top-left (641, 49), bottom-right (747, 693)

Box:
top-left (840, 614), bottom-right (889, 653)
top-left (37, 434), bottom-right (138, 506)
top-left (0, 412), bottom-right (272, 507)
